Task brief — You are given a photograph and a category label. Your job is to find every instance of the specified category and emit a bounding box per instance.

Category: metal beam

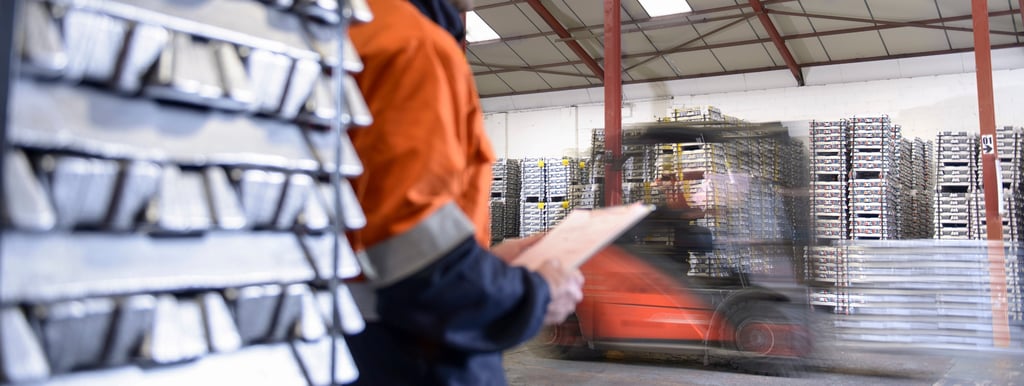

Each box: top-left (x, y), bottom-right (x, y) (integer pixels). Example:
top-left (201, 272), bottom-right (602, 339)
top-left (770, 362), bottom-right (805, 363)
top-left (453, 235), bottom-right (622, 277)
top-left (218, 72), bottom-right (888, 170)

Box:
top-left (469, 61), bottom-right (598, 79)
top-left (476, 42), bottom-right (1024, 98)
top-left (1020, 0), bottom-right (1024, 39)
top-left (623, 15), bottom-right (753, 73)
top-left (555, 13), bottom-right (748, 43)
top-left (972, 0), bottom-right (1010, 349)
top-left (473, 8), bottom-right (1020, 78)
top-left (770, 8), bottom-right (1022, 37)
top-left (604, 0), bottom-right (622, 206)
top-left (749, 0), bottom-right (803, 86)
top-left (525, 0), bottom-right (604, 78)
top-left (470, 0), bottom-right (799, 47)
top-left (474, 38), bottom-right (772, 77)
top-left (480, 65), bottom-right (788, 98)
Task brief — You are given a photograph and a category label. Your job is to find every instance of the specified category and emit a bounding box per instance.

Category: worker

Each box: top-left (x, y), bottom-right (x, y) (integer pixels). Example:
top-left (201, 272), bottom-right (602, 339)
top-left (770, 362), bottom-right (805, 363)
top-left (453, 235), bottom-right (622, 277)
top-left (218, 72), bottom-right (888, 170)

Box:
top-left (345, 0), bottom-right (585, 385)
top-left (651, 173), bottom-right (713, 274)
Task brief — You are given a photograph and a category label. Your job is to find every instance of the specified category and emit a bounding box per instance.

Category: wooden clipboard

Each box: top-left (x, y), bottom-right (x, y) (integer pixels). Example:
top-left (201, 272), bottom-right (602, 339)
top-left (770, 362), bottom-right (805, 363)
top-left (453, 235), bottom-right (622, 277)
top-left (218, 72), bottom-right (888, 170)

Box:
top-left (512, 202), bottom-right (655, 271)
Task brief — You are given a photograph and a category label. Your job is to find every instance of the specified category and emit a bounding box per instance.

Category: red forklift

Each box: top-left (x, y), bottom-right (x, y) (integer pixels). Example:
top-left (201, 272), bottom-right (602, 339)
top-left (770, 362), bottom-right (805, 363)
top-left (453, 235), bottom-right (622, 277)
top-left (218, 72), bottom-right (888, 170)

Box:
top-left (541, 122), bottom-right (815, 375)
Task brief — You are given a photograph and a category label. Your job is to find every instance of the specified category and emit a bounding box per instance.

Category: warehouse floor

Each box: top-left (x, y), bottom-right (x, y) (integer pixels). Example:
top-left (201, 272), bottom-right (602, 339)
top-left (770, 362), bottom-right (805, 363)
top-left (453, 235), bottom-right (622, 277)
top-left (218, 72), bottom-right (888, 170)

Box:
top-left (503, 336), bottom-right (1024, 385)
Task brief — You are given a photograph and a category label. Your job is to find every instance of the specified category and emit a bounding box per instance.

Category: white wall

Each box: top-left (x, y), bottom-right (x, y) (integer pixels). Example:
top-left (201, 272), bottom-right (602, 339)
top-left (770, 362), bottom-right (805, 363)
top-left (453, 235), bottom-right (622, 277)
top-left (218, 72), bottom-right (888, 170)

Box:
top-left (481, 48), bottom-right (1024, 159)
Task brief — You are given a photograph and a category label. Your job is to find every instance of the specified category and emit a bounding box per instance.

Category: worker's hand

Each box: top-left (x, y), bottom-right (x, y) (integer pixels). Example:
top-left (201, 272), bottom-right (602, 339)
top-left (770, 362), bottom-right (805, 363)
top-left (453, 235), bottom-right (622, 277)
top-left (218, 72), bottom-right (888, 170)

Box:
top-left (536, 260), bottom-right (584, 325)
top-left (490, 234), bottom-right (545, 264)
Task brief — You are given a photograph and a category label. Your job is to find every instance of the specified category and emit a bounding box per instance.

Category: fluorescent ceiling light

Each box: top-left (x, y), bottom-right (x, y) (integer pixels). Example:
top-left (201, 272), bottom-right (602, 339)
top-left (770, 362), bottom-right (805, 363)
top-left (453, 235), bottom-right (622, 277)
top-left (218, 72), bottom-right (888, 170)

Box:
top-left (638, 0), bottom-right (692, 17)
top-left (465, 11), bottom-right (500, 43)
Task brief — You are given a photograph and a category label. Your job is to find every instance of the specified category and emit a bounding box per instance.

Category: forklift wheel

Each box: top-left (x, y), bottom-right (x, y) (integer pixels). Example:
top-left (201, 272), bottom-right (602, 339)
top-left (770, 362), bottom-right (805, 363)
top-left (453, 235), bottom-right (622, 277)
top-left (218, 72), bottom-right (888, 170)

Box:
top-left (538, 314), bottom-right (602, 360)
top-left (721, 300), bottom-right (811, 376)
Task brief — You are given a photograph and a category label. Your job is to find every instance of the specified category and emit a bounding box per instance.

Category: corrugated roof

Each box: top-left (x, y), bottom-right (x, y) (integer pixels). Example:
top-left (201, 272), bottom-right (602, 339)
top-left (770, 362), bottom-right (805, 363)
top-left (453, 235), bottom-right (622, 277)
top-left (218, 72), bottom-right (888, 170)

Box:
top-left (468, 0), bottom-right (1024, 97)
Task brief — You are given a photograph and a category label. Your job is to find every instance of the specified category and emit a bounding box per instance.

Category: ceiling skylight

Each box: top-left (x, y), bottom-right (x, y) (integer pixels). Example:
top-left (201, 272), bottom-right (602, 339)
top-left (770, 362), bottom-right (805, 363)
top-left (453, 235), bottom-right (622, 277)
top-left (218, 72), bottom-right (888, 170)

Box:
top-left (465, 11), bottom-right (500, 43)
top-left (638, 0), bottom-right (692, 17)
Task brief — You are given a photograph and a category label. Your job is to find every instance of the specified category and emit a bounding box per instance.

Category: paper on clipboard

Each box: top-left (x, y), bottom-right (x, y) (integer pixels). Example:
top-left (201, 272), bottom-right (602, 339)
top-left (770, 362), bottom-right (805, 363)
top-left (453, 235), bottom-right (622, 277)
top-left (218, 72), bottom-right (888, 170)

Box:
top-left (512, 202), bottom-right (655, 271)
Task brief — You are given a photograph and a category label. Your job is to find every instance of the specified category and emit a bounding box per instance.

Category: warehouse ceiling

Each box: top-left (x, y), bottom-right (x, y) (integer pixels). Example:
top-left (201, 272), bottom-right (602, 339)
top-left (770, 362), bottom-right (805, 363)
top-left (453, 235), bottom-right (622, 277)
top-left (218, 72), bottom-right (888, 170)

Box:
top-left (466, 0), bottom-right (1024, 97)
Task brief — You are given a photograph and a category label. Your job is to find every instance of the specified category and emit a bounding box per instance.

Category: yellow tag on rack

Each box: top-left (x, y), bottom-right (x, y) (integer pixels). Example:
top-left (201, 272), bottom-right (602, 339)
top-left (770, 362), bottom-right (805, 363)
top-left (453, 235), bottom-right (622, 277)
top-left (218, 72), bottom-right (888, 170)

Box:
top-left (538, 160), bottom-right (545, 167)
top-left (579, 161), bottom-right (586, 169)
top-left (538, 202), bottom-right (545, 209)
top-left (562, 201), bottom-right (570, 209)
top-left (562, 159), bottom-right (569, 166)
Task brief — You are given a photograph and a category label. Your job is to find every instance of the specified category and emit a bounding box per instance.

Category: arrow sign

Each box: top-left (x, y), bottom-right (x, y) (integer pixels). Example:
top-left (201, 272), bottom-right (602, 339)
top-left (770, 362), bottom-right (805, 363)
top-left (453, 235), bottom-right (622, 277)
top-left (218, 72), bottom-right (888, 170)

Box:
top-left (981, 134), bottom-right (995, 154)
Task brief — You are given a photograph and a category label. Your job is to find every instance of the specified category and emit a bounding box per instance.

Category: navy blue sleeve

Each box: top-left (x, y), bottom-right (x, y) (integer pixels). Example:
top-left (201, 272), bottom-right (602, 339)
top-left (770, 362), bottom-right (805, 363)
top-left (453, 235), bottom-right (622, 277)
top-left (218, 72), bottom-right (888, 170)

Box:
top-left (374, 237), bottom-right (551, 353)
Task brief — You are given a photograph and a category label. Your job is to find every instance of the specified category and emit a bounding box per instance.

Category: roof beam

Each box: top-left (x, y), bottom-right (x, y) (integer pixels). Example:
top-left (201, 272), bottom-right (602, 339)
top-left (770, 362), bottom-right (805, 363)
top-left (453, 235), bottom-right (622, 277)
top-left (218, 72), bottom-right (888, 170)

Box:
top-left (480, 65), bottom-right (789, 98)
top-left (524, 0), bottom-right (604, 78)
top-left (478, 41), bottom-right (1024, 97)
top-left (783, 9), bottom-right (1019, 40)
top-left (470, 0), bottom-right (798, 47)
top-left (469, 61), bottom-right (599, 79)
top-left (473, 8), bottom-right (1021, 78)
top-left (471, 38), bottom-right (770, 76)
top-left (471, 37), bottom-right (770, 76)
top-left (769, 9), bottom-right (1022, 37)
top-left (623, 15), bottom-right (753, 72)
top-left (749, 0), bottom-right (803, 86)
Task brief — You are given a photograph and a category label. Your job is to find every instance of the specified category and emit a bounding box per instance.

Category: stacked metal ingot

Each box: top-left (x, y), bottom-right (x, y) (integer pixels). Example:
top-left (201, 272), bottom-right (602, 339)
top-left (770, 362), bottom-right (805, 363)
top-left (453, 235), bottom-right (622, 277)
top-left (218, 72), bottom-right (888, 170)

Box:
top-left (809, 120), bottom-right (849, 289)
top-left (2, 0), bottom-right (371, 384)
top-left (588, 128), bottom-right (606, 185)
top-left (622, 145), bottom-right (657, 184)
top-left (848, 116), bottom-right (901, 240)
top-left (662, 105), bottom-right (724, 123)
top-left (826, 240), bottom-right (1023, 350)
top-left (489, 158), bottom-right (521, 244)
top-left (991, 127), bottom-right (1023, 320)
top-left (810, 120), bottom-right (850, 244)
top-left (935, 131), bottom-right (977, 240)
top-left (904, 139), bottom-right (936, 238)
top-left (518, 157), bottom-right (581, 236)
top-left (897, 139), bottom-right (915, 238)
top-left (988, 126), bottom-right (1023, 243)
top-left (573, 183), bottom-right (603, 209)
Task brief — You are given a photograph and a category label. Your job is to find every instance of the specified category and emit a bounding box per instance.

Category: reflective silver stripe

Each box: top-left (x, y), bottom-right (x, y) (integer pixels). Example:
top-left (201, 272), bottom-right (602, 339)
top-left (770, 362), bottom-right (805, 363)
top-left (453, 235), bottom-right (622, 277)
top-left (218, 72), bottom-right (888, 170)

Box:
top-left (364, 202), bottom-right (476, 287)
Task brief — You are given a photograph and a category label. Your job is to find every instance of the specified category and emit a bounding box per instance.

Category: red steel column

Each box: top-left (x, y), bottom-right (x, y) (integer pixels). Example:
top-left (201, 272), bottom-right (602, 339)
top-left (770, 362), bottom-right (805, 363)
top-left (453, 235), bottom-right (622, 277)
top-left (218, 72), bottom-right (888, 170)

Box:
top-left (604, 0), bottom-right (622, 206)
top-left (972, 0), bottom-right (1010, 348)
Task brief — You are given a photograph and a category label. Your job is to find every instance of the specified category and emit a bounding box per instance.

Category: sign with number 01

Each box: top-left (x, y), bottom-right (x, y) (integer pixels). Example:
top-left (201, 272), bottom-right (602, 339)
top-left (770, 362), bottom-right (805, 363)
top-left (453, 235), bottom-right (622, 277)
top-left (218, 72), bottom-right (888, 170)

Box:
top-left (981, 134), bottom-right (995, 154)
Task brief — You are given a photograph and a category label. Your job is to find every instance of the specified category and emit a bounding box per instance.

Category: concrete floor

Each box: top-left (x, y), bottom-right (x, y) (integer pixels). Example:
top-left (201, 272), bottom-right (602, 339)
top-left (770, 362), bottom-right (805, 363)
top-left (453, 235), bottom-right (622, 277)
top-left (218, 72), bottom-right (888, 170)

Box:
top-left (504, 338), bottom-right (1024, 385)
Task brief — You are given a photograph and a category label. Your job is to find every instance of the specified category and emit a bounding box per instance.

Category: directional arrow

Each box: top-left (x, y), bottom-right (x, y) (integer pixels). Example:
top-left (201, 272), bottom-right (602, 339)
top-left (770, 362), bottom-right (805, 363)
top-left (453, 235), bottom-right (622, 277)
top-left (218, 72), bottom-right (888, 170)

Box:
top-left (981, 134), bottom-right (995, 154)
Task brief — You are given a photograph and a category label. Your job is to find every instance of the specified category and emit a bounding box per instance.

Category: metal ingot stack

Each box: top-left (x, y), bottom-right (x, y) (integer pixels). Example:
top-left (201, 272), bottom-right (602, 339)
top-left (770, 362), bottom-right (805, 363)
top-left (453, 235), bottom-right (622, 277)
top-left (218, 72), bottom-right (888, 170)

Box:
top-left (848, 116), bottom-right (901, 240)
top-left (489, 158), bottom-right (521, 244)
top-left (664, 105), bottom-right (724, 123)
top-left (829, 240), bottom-right (1024, 350)
top-left (993, 127), bottom-right (1023, 321)
top-left (935, 131), bottom-right (977, 240)
top-left (2, 0), bottom-right (373, 384)
top-left (583, 129), bottom-right (606, 208)
top-left (897, 139), bottom-right (915, 238)
top-left (588, 128), bottom-right (605, 184)
top-left (810, 120), bottom-right (850, 244)
top-left (906, 139), bottom-right (936, 239)
top-left (988, 126), bottom-right (1023, 243)
top-left (809, 120), bottom-right (849, 302)
top-left (519, 157), bottom-right (579, 236)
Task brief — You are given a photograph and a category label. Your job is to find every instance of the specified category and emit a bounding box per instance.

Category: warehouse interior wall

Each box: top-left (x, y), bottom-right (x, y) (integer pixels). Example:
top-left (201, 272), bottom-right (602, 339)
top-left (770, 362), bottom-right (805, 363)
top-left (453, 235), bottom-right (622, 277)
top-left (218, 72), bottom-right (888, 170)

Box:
top-left (481, 47), bottom-right (1024, 160)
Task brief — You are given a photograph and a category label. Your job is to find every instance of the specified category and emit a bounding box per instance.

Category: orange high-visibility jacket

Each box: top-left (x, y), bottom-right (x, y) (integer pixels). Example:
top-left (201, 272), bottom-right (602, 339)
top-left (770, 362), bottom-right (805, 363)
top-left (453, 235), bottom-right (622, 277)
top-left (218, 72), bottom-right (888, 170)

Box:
top-left (348, 0), bottom-right (495, 286)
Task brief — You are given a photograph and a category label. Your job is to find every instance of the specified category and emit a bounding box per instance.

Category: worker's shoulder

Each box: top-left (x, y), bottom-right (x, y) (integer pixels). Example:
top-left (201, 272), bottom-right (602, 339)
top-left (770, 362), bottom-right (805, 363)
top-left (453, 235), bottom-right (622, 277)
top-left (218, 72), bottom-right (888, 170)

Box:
top-left (351, 0), bottom-right (462, 61)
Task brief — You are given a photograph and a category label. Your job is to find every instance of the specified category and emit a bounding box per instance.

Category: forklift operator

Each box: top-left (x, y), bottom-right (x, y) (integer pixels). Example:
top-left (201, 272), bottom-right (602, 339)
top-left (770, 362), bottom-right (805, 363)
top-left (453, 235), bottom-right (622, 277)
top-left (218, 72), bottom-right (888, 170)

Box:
top-left (655, 173), bottom-right (714, 262)
top-left (345, 0), bottom-right (584, 385)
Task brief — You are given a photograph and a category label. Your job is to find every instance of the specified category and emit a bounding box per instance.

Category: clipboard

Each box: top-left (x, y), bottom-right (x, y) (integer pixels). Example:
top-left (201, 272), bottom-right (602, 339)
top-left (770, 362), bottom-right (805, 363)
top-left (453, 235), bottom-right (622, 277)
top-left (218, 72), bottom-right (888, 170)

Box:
top-left (512, 202), bottom-right (655, 271)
